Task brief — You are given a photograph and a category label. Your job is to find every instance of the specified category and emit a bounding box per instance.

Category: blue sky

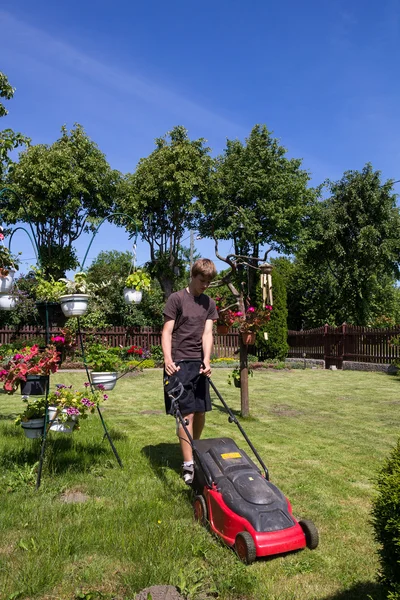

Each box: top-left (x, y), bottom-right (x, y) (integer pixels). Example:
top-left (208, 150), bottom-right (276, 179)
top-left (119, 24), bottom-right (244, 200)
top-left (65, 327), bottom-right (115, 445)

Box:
top-left (1, 0), bottom-right (400, 272)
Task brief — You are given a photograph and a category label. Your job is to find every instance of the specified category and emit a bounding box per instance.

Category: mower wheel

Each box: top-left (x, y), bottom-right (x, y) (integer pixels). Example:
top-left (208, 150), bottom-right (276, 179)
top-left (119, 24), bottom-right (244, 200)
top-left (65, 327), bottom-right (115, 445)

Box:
top-left (193, 495), bottom-right (207, 526)
top-left (235, 531), bottom-right (256, 564)
top-left (299, 519), bottom-right (319, 550)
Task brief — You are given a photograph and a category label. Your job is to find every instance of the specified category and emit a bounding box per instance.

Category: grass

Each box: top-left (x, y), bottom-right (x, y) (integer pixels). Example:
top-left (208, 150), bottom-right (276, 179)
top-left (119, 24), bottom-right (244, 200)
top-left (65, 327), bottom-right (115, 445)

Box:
top-left (0, 368), bottom-right (399, 599)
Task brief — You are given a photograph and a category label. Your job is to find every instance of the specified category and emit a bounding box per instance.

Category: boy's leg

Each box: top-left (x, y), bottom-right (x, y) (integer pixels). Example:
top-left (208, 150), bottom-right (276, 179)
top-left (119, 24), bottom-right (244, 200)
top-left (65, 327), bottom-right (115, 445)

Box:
top-left (193, 412), bottom-right (205, 439)
top-left (178, 412), bottom-right (195, 462)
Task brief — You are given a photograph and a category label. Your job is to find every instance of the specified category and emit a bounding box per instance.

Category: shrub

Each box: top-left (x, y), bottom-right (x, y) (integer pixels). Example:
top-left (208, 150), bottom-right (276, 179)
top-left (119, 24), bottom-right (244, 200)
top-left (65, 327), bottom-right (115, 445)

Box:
top-left (372, 438), bottom-right (400, 598)
top-left (127, 359), bottom-right (155, 370)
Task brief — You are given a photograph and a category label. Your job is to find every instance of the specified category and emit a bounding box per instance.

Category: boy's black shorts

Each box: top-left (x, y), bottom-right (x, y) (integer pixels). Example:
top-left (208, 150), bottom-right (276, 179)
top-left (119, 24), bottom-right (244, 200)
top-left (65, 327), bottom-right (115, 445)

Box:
top-left (164, 360), bottom-right (212, 416)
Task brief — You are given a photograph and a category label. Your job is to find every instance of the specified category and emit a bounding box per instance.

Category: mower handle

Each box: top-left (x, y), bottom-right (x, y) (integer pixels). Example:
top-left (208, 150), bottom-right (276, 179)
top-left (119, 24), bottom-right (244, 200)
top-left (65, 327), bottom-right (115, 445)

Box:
top-left (208, 377), bottom-right (269, 480)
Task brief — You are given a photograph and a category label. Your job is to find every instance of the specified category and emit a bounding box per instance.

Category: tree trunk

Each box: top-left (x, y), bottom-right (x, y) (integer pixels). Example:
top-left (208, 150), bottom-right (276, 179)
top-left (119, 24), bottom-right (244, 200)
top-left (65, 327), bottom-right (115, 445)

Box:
top-left (159, 275), bottom-right (174, 300)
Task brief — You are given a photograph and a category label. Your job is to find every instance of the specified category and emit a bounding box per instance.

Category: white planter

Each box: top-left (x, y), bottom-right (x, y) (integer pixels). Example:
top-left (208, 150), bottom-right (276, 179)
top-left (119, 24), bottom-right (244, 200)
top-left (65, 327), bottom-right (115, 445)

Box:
top-left (48, 406), bottom-right (77, 434)
top-left (21, 417), bottom-right (45, 439)
top-left (123, 288), bottom-right (143, 305)
top-left (0, 269), bottom-right (15, 293)
top-left (90, 371), bottom-right (118, 390)
top-left (0, 293), bottom-right (16, 311)
top-left (60, 294), bottom-right (90, 317)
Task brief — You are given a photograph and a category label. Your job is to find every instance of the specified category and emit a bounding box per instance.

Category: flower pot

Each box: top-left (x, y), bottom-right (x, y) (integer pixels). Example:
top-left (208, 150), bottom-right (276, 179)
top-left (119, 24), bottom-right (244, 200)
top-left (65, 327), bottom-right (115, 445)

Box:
top-left (90, 371), bottom-right (118, 390)
top-left (234, 378), bottom-right (241, 388)
top-left (21, 417), bottom-right (45, 439)
top-left (241, 332), bottom-right (256, 345)
top-left (59, 294), bottom-right (90, 317)
top-left (217, 324), bottom-right (230, 335)
top-left (0, 293), bottom-right (16, 311)
top-left (48, 406), bottom-right (77, 434)
top-left (36, 302), bottom-right (67, 327)
top-left (123, 288), bottom-right (143, 305)
top-left (0, 269), bottom-right (15, 293)
top-left (20, 375), bottom-right (48, 396)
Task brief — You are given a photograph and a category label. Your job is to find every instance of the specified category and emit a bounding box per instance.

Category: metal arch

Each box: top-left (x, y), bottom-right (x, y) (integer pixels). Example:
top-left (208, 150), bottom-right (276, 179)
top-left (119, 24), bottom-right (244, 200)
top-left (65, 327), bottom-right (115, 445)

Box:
top-left (80, 212), bottom-right (139, 270)
top-left (0, 187), bottom-right (41, 264)
top-left (8, 227), bottom-right (39, 265)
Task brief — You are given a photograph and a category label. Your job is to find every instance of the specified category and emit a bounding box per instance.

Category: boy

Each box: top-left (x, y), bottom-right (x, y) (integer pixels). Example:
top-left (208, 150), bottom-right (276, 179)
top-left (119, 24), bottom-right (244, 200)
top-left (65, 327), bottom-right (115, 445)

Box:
top-left (162, 258), bottom-right (218, 484)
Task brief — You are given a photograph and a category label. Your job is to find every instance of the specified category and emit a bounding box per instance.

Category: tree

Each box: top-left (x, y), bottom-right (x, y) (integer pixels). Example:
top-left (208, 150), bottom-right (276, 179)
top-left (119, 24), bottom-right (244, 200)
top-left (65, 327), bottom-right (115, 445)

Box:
top-left (3, 124), bottom-right (121, 278)
top-left (198, 124), bottom-right (315, 415)
top-left (117, 125), bottom-right (214, 299)
top-left (297, 164), bottom-right (400, 326)
top-left (0, 71), bottom-right (30, 183)
top-left (86, 250), bottom-right (164, 328)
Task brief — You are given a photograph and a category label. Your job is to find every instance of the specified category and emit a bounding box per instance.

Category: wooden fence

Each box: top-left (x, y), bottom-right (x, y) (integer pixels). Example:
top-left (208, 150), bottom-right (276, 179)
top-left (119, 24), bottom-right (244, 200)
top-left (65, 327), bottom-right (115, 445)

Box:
top-left (288, 323), bottom-right (400, 369)
top-left (3, 323), bottom-right (399, 367)
top-left (0, 325), bottom-right (241, 358)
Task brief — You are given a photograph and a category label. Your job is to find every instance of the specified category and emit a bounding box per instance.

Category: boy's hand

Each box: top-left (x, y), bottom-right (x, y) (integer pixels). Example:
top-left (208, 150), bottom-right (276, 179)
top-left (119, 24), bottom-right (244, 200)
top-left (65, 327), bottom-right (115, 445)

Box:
top-left (200, 362), bottom-right (212, 377)
top-left (165, 361), bottom-right (180, 376)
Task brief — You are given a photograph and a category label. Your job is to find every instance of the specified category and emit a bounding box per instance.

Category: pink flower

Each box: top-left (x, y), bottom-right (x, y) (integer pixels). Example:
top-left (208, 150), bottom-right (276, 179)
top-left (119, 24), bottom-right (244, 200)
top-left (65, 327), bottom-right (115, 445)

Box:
top-left (0, 234), bottom-right (4, 241)
top-left (247, 307), bottom-right (255, 313)
top-left (234, 311), bottom-right (243, 317)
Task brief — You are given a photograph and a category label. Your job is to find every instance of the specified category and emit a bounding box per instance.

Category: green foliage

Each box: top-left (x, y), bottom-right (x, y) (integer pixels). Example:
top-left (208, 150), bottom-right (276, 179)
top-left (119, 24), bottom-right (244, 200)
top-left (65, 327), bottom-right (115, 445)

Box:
top-left (296, 164), bottom-right (400, 327)
top-left (227, 367), bottom-right (253, 385)
top-left (34, 270), bottom-right (67, 302)
top-left (197, 124), bottom-right (315, 256)
top-left (15, 396), bottom-right (47, 425)
top-left (0, 71), bottom-right (30, 182)
top-left (85, 343), bottom-right (123, 372)
top-left (150, 344), bottom-right (164, 364)
top-left (372, 438), bottom-right (400, 598)
top-left (256, 269), bottom-right (288, 360)
top-left (117, 125), bottom-right (213, 298)
top-left (125, 269), bottom-right (151, 291)
top-left (59, 271), bottom-right (95, 295)
top-left (127, 358), bottom-right (155, 369)
top-left (5, 124), bottom-right (121, 278)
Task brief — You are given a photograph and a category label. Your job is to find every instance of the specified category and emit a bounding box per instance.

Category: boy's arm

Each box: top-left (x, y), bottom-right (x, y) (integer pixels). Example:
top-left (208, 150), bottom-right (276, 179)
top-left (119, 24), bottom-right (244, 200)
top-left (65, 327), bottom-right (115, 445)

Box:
top-left (162, 319), bottom-right (180, 375)
top-left (200, 319), bottom-right (214, 376)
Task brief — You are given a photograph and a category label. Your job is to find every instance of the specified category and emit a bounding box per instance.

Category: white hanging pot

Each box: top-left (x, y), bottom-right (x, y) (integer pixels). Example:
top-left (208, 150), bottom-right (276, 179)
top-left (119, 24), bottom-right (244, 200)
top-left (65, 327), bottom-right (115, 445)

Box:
top-left (123, 288), bottom-right (143, 305)
top-left (48, 406), bottom-right (77, 434)
top-left (0, 269), bottom-right (15, 293)
top-left (21, 417), bottom-right (45, 439)
top-left (0, 293), bottom-right (16, 311)
top-left (90, 371), bottom-right (118, 390)
top-left (59, 294), bottom-right (90, 317)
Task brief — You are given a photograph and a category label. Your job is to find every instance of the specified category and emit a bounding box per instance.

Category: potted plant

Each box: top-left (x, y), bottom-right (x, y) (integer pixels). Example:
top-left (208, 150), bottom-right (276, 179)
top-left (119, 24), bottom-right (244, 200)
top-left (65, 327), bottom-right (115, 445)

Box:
top-left (228, 367), bottom-right (253, 388)
top-left (234, 304), bottom-right (273, 345)
top-left (123, 269), bottom-right (151, 305)
top-left (15, 395), bottom-right (47, 439)
top-left (47, 382), bottom-right (108, 433)
top-left (85, 343), bottom-right (123, 390)
top-left (0, 344), bottom-right (59, 394)
top-left (34, 269), bottom-right (68, 327)
top-left (58, 272), bottom-right (93, 317)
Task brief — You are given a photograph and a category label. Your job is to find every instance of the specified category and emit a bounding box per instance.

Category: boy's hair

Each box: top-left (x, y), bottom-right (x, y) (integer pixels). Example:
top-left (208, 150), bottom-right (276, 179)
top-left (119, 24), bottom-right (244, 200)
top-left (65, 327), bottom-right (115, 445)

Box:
top-left (191, 258), bottom-right (217, 280)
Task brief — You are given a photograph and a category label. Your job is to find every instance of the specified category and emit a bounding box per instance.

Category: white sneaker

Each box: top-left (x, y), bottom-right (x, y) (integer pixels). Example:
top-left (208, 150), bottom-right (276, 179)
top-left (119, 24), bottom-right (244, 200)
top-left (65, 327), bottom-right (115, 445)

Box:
top-left (182, 462), bottom-right (194, 485)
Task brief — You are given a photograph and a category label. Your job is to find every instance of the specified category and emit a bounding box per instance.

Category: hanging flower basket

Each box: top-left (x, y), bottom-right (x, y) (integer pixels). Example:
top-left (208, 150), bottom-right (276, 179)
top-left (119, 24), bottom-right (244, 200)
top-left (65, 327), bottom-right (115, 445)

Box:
top-left (90, 371), bottom-right (118, 390)
top-left (241, 332), bottom-right (256, 345)
top-left (21, 417), bottom-right (45, 439)
top-left (0, 293), bottom-right (16, 311)
top-left (217, 324), bottom-right (230, 335)
top-left (20, 375), bottom-right (48, 396)
top-left (123, 288), bottom-right (143, 305)
top-left (0, 269), bottom-right (16, 294)
top-left (60, 294), bottom-right (90, 317)
top-left (48, 406), bottom-right (77, 434)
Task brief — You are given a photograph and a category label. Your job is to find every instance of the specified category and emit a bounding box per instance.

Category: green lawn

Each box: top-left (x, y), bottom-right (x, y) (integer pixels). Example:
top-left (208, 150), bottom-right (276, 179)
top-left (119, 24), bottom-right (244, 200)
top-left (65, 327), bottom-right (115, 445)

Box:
top-left (0, 368), bottom-right (399, 600)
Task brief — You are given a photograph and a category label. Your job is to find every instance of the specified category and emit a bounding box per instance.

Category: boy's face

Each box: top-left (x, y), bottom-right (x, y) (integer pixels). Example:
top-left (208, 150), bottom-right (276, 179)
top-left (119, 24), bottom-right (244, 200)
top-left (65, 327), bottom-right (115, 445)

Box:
top-left (191, 274), bottom-right (212, 296)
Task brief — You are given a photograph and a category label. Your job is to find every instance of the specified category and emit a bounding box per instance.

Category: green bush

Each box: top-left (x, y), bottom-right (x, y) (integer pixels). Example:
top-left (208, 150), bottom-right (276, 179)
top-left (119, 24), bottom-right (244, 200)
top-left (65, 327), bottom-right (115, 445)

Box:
top-left (127, 359), bottom-right (155, 370)
top-left (372, 438), bottom-right (400, 598)
top-left (256, 269), bottom-right (289, 360)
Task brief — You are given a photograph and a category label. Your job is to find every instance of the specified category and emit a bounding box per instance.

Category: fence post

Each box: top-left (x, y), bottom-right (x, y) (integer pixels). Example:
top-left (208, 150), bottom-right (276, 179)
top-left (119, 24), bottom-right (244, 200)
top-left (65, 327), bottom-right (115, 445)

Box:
top-left (324, 323), bottom-right (329, 369)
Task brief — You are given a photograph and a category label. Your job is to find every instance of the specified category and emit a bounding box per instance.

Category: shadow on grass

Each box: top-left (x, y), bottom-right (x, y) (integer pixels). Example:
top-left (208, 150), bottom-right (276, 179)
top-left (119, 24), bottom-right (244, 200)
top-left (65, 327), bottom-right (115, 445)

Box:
top-left (0, 412), bottom-right (17, 421)
top-left (323, 581), bottom-right (385, 600)
top-left (142, 442), bottom-right (182, 485)
top-left (0, 436), bottom-right (111, 473)
top-left (211, 400), bottom-right (241, 417)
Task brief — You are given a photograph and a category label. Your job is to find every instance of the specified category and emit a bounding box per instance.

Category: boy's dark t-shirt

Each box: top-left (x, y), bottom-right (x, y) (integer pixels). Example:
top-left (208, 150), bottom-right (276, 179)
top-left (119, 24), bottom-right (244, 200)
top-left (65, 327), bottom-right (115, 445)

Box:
top-left (163, 289), bottom-right (218, 360)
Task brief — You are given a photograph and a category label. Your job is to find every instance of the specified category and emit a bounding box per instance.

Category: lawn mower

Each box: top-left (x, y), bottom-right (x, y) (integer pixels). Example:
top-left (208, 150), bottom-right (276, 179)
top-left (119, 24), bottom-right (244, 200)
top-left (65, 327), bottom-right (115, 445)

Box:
top-left (164, 374), bottom-right (319, 564)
